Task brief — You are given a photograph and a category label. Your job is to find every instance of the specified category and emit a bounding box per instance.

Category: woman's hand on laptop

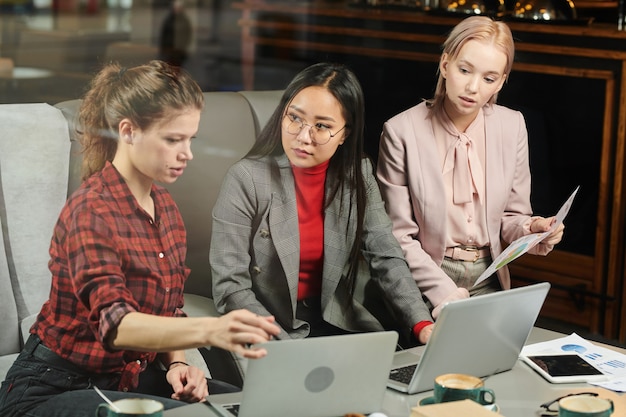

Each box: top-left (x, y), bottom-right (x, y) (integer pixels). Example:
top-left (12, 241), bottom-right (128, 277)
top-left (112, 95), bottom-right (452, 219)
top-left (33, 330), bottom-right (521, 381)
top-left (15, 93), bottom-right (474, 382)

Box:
top-left (210, 310), bottom-right (281, 358)
top-left (431, 287), bottom-right (470, 319)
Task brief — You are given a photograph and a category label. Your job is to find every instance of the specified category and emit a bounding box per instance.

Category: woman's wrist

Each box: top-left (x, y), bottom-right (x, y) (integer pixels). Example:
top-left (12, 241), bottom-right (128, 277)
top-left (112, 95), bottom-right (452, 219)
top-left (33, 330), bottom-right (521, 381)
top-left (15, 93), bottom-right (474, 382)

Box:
top-left (167, 360), bottom-right (189, 371)
top-left (413, 320), bottom-right (434, 342)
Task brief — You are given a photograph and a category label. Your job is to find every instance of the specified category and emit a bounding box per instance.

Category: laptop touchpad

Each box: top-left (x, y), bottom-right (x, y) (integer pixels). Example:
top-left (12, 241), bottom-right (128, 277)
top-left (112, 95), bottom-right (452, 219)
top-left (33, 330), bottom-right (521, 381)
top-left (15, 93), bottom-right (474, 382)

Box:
top-left (392, 350), bottom-right (422, 367)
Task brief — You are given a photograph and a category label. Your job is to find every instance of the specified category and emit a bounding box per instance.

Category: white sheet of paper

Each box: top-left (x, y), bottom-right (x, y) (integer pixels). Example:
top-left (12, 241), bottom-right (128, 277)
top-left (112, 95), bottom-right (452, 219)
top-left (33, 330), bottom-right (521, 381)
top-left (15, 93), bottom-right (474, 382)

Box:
top-left (472, 186), bottom-right (579, 288)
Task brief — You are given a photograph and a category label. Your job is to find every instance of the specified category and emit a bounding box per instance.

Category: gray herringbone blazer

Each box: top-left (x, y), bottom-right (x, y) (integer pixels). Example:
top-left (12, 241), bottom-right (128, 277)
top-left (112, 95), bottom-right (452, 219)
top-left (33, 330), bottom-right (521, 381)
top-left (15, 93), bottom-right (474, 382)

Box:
top-left (210, 153), bottom-right (432, 339)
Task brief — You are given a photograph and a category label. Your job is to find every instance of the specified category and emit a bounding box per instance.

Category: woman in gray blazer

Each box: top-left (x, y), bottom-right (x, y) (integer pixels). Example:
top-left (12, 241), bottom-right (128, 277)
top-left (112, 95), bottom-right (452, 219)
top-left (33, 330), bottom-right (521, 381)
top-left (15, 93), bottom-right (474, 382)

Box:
top-left (211, 63), bottom-right (434, 344)
top-left (376, 16), bottom-right (565, 319)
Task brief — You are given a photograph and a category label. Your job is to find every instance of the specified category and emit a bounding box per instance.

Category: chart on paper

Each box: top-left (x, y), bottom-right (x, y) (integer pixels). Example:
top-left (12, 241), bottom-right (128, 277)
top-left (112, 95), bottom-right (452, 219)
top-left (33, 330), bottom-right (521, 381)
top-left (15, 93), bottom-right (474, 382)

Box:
top-left (472, 186), bottom-right (579, 288)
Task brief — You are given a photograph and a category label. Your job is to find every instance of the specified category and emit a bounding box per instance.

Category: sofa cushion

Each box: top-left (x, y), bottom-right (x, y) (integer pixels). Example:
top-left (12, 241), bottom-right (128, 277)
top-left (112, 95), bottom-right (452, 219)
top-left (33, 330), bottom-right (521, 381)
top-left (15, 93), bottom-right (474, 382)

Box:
top-left (0, 103), bottom-right (70, 356)
top-left (0, 354), bottom-right (18, 383)
top-left (238, 90), bottom-right (283, 132)
top-left (53, 98), bottom-right (83, 197)
top-left (0, 215), bottom-right (19, 356)
top-left (165, 92), bottom-right (260, 299)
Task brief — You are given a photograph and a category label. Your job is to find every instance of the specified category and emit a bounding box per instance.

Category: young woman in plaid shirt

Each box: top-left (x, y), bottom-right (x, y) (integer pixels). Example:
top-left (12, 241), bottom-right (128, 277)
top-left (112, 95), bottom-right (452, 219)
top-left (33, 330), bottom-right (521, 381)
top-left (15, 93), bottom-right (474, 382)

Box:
top-left (0, 60), bottom-right (279, 417)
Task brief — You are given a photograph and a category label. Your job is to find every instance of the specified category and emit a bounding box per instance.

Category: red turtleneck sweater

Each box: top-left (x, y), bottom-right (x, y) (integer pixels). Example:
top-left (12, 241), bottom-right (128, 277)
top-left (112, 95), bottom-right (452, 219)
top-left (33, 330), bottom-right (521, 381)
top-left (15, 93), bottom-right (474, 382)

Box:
top-left (292, 160), bottom-right (432, 340)
top-left (293, 160), bottom-right (329, 300)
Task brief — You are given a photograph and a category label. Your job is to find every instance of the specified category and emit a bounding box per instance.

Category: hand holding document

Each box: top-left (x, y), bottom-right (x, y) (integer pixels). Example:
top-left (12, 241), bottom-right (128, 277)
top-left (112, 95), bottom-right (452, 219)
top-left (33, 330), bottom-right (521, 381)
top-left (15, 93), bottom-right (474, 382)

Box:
top-left (472, 186), bottom-right (579, 288)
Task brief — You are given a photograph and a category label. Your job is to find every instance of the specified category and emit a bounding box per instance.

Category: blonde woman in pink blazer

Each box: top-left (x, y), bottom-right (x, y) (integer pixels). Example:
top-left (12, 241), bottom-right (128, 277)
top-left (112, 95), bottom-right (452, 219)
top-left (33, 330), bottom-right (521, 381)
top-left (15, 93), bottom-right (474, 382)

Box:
top-left (376, 16), bottom-right (564, 318)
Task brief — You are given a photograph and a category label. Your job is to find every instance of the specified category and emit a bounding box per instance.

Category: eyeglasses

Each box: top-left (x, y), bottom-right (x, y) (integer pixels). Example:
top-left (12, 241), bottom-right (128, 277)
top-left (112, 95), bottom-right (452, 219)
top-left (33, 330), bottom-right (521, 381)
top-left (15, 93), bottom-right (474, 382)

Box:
top-left (283, 113), bottom-right (346, 146)
top-left (539, 392), bottom-right (599, 416)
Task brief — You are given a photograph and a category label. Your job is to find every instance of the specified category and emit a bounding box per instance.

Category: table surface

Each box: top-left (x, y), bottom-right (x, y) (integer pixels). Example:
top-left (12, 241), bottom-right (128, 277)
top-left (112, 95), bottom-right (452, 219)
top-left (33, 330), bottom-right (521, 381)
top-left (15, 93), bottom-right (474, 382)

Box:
top-left (164, 327), bottom-right (626, 417)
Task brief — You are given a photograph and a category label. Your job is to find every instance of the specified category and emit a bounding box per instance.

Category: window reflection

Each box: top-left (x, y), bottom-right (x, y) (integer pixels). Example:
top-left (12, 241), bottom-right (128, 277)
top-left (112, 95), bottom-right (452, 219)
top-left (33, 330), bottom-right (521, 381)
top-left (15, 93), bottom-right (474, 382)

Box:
top-left (0, 0), bottom-right (237, 104)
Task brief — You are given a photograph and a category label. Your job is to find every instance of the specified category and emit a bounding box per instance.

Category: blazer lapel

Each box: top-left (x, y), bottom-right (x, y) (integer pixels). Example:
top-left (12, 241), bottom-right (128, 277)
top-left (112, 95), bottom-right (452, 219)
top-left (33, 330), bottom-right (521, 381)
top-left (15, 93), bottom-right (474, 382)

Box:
top-left (484, 107), bottom-right (505, 226)
top-left (268, 155), bottom-right (301, 309)
top-left (320, 181), bottom-right (354, 308)
top-left (411, 108), bottom-right (447, 250)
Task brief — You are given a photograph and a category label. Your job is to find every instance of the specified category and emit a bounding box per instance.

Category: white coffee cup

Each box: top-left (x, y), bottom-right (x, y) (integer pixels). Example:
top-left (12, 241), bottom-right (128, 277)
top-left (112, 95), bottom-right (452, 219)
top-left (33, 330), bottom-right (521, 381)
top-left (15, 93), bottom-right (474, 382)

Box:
top-left (96, 398), bottom-right (164, 417)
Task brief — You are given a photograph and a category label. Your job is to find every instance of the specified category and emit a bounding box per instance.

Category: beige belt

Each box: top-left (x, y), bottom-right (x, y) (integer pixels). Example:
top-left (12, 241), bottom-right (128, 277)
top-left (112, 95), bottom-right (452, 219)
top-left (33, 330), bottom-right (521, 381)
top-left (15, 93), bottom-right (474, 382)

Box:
top-left (444, 246), bottom-right (490, 262)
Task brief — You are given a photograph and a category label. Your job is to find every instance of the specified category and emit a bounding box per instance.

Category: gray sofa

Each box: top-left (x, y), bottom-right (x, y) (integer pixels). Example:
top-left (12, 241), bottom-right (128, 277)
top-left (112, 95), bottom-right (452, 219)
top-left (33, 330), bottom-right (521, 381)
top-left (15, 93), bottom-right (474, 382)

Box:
top-left (0, 90), bottom-right (283, 385)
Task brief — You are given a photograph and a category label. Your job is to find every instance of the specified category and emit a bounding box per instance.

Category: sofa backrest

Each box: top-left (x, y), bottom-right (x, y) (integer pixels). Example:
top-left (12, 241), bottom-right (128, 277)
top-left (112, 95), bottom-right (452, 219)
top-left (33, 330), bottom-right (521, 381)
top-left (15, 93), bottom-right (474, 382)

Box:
top-left (0, 103), bottom-right (71, 356)
top-left (54, 90), bottom-right (283, 299)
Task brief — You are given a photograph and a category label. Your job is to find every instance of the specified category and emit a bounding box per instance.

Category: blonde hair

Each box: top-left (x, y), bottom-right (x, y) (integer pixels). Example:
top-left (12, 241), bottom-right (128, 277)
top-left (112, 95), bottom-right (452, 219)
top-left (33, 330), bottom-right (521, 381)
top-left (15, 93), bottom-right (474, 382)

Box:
top-left (78, 60), bottom-right (204, 180)
top-left (427, 16), bottom-right (514, 116)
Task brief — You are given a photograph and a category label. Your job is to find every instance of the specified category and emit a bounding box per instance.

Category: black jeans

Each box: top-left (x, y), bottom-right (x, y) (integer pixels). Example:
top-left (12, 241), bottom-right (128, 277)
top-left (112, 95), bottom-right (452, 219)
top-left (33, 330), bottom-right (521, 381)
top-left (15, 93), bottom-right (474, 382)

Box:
top-left (0, 335), bottom-right (238, 417)
top-left (296, 297), bottom-right (350, 338)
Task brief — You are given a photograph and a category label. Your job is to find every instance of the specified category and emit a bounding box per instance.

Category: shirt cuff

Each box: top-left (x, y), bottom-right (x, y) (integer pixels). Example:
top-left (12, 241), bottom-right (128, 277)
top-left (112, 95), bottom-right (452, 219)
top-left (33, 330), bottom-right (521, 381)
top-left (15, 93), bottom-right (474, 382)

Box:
top-left (412, 320), bottom-right (434, 341)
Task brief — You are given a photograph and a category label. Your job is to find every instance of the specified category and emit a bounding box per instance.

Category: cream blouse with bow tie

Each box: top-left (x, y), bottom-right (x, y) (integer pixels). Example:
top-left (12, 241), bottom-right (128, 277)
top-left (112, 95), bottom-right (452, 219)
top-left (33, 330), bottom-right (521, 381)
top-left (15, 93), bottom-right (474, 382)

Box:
top-left (434, 108), bottom-right (489, 250)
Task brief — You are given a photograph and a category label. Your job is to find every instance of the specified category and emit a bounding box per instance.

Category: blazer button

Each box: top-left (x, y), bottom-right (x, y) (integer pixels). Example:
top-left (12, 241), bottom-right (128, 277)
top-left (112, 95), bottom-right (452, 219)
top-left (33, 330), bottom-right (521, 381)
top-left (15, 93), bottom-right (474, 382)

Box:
top-left (259, 229), bottom-right (270, 238)
top-left (252, 266), bottom-right (262, 275)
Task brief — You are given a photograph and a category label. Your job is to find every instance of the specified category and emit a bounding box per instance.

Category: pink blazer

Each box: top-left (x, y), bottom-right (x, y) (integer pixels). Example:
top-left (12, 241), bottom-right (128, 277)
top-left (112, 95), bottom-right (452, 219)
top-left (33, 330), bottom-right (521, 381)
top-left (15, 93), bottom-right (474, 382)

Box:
top-left (376, 102), bottom-right (553, 307)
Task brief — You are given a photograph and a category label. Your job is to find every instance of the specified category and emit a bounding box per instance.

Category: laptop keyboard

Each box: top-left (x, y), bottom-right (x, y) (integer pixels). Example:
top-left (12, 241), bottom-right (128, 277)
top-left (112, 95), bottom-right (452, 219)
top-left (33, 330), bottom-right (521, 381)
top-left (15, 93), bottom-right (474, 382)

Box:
top-left (224, 404), bottom-right (240, 416)
top-left (389, 364), bottom-right (417, 384)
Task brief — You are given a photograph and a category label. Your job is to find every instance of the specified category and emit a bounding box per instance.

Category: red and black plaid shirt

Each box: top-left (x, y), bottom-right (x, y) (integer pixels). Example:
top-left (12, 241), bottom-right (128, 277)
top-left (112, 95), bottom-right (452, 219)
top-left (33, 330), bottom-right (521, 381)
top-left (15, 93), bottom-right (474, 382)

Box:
top-left (32, 162), bottom-right (189, 390)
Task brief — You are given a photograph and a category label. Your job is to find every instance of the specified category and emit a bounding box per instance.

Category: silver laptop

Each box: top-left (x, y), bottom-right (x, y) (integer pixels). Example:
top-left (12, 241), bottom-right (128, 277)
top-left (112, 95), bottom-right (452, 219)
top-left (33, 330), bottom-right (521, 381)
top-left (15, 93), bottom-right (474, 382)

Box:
top-left (388, 282), bottom-right (550, 394)
top-left (178, 331), bottom-right (398, 417)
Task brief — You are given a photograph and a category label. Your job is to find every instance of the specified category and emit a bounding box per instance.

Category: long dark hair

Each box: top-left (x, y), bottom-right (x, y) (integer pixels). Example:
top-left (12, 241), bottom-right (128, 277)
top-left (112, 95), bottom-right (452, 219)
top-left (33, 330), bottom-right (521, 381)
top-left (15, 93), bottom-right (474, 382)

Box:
top-left (78, 60), bottom-right (204, 180)
top-left (247, 62), bottom-right (367, 296)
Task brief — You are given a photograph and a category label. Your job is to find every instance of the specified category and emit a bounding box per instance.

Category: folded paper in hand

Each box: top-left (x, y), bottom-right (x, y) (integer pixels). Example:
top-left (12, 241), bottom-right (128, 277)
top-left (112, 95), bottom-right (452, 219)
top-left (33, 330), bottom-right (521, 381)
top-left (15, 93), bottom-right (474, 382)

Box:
top-left (472, 185), bottom-right (579, 288)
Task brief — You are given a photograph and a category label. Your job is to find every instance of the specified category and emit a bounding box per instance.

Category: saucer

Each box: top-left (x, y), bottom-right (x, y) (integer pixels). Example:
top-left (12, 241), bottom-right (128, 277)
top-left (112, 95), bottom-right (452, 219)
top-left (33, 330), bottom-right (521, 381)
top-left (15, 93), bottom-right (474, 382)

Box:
top-left (418, 396), bottom-right (437, 406)
top-left (484, 403), bottom-right (500, 413)
top-left (418, 397), bottom-right (500, 413)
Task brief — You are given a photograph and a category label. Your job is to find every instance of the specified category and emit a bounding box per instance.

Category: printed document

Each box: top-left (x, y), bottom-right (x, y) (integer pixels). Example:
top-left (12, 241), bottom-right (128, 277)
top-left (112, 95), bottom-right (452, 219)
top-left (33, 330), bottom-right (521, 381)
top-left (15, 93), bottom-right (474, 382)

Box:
top-left (521, 332), bottom-right (626, 392)
top-left (473, 186), bottom-right (579, 288)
